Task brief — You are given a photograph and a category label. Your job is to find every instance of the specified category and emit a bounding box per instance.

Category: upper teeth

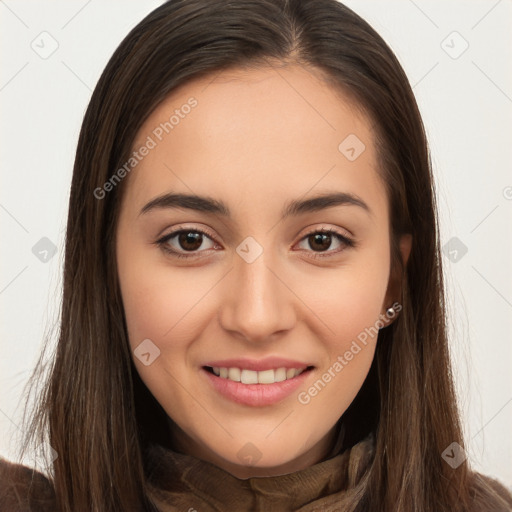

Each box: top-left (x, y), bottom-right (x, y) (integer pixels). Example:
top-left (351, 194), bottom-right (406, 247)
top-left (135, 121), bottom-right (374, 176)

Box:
top-left (211, 367), bottom-right (305, 384)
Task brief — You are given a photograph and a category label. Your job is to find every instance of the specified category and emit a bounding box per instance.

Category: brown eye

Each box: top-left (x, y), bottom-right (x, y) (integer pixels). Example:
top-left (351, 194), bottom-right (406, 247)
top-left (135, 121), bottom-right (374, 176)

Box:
top-left (156, 227), bottom-right (218, 259)
top-left (296, 228), bottom-right (355, 258)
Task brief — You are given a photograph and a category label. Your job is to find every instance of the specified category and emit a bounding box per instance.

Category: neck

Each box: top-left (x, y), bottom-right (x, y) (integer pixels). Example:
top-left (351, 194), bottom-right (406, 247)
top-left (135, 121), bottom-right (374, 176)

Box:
top-left (165, 416), bottom-right (344, 479)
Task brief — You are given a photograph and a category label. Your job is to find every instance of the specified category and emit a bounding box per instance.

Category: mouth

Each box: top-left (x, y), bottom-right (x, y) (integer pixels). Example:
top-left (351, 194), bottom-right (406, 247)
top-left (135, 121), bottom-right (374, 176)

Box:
top-left (201, 363), bottom-right (315, 407)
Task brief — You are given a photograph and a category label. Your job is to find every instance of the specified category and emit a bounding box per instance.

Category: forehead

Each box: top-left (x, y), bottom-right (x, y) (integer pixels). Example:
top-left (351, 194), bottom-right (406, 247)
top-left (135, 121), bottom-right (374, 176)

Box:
top-left (122, 63), bottom-right (386, 221)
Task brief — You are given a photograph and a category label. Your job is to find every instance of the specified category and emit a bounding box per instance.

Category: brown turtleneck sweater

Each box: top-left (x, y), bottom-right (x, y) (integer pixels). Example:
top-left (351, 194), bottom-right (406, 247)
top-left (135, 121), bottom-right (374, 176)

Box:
top-left (1, 433), bottom-right (512, 511)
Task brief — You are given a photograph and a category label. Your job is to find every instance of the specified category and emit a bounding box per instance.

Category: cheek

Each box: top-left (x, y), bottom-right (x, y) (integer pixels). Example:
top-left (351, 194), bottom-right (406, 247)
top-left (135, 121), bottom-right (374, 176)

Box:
top-left (116, 249), bottom-right (211, 415)
top-left (296, 280), bottom-right (386, 416)
top-left (304, 247), bottom-right (390, 345)
top-left (298, 242), bottom-right (390, 404)
top-left (118, 260), bottom-right (208, 351)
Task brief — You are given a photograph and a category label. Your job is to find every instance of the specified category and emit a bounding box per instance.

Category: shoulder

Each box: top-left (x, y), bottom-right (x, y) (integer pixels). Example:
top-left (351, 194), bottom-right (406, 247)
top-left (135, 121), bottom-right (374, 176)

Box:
top-left (467, 470), bottom-right (512, 511)
top-left (0, 456), bottom-right (56, 512)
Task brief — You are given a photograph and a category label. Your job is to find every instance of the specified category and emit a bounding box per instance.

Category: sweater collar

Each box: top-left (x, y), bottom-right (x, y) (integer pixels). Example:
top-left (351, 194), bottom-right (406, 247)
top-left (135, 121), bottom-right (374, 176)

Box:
top-left (145, 428), bottom-right (375, 511)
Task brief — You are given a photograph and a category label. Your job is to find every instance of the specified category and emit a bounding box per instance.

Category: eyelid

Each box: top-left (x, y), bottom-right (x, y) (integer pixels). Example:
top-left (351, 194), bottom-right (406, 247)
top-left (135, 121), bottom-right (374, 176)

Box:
top-left (156, 223), bottom-right (217, 242)
top-left (296, 223), bottom-right (354, 242)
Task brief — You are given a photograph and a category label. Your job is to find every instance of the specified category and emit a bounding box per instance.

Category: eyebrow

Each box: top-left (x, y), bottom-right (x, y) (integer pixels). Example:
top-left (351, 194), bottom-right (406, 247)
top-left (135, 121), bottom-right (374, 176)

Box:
top-left (139, 191), bottom-right (372, 219)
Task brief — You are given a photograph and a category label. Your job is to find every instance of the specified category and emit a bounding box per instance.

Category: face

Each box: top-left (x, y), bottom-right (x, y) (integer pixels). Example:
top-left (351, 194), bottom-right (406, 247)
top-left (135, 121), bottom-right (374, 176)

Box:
top-left (116, 63), bottom-right (410, 478)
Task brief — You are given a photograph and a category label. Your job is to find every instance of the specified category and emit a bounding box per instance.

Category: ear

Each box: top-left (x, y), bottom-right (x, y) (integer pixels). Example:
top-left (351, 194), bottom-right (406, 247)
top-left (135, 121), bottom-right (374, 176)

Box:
top-left (381, 233), bottom-right (412, 323)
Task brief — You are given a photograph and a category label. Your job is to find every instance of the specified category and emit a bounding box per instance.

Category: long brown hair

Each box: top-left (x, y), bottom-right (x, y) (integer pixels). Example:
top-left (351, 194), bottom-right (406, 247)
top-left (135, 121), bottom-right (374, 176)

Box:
top-left (17, 0), bottom-right (509, 510)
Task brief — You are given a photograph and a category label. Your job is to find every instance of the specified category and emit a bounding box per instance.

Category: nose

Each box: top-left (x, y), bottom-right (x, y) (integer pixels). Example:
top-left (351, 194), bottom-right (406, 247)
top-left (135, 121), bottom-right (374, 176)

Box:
top-left (217, 244), bottom-right (296, 344)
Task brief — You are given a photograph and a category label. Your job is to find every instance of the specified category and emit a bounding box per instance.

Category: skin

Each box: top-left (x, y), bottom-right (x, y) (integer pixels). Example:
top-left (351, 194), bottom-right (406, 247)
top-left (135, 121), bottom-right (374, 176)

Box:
top-left (116, 62), bottom-right (412, 479)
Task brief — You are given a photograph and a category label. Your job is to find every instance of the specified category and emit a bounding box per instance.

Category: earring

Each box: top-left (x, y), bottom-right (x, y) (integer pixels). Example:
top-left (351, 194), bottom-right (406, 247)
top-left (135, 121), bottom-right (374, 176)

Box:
top-left (386, 306), bottom-right (395, 318)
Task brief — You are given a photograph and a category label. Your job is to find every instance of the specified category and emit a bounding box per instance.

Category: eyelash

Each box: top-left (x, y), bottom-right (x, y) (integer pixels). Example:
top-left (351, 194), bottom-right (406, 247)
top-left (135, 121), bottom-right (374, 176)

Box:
top-left (155, 225), bottom-right (356, 260)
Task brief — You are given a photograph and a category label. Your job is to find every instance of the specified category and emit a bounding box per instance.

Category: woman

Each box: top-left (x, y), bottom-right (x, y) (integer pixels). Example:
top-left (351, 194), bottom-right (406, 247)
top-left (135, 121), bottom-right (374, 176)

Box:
top-left (1, 0), bottom-right (511, 510)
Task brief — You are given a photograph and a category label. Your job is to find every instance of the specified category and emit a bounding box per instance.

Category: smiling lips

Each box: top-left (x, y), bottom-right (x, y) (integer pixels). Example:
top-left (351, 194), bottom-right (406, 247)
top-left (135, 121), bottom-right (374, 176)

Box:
top-left (202, 357), bottom-right (314, 406)
top-left (204, 357), bottom-right (312, 384)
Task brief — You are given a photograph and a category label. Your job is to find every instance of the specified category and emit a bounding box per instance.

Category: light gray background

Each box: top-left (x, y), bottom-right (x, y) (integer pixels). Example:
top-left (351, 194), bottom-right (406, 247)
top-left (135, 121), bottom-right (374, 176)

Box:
top-left (1, 0), bottom-right (511, 489)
